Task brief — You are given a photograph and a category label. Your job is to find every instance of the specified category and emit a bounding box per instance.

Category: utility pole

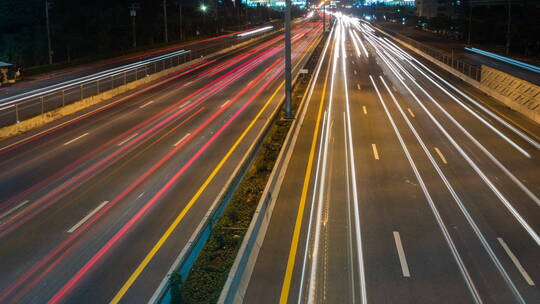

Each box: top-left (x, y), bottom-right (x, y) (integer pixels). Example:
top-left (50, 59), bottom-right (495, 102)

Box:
top-left (284, 0), bottom-right (292, 118)
top-left (45, 0), bottom-right (53, 65)
top-left (163, 0), bottom-right (169, 43)
top-left (506, 0), bottom-right (512, 55)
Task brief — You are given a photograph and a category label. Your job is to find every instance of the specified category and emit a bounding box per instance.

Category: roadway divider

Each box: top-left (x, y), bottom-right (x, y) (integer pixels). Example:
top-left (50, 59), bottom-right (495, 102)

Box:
top-left (217, 33), bottom-right (327, 304)
top-left (373, 25), bottom-right (540, 124)
top-left (0, 28), bottom-right (283, 141)
top-left (148, 31), bottom-right (326, 304)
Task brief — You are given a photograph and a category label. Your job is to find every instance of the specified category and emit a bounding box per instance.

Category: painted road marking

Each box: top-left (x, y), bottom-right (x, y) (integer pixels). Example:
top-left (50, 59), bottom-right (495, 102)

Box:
top-left (354, 70), bottom-right (357, 75)
top-left (221, 99), bottom-right (231, 108)
top-left (407, 108), bottom-right (415, 118)
top-left (117, 133), bottom-right (138, 146)
top-left (174, 133), bottom-right (191, 147)
top-left (67, 201), bottom-right (109, 233)
top-left (393, 231), bottom-right (411, 277)
top-left (497, 238), bottom-right (535, 286)
top-left (362, 106), bottom-right (367, 115)
top-left (178, 101), bottom-right (191, 109)
top-left (357, 83), bottom-right (361, 90)
top-left (183, 80), bottom-right (193, 87)
top-left (0, 200), bottom-right (29, 221)
top-left (280, 34), bottom-right (331, 304)
top-left (352, 60), bottom-right (355, 65)
top-left (139, 100), bottom-right (154, 109)
top-left (64, 132), bottom-right (89, 146)
top-left (110, 34), bottom-right (322, 304)
top-left (434, 147), bottom-right (448, 164)
top-left (372, 143), bottom-right (380, 160)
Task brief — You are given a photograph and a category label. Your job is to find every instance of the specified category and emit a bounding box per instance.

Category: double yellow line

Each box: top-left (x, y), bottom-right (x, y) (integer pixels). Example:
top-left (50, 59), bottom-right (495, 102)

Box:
top-left (110, 33), bottom-right (320, 304)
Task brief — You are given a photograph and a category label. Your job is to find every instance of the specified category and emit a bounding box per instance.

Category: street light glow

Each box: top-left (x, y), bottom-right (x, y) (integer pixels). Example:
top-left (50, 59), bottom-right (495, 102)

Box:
top-left (200, 4), bottom-right (207, 12)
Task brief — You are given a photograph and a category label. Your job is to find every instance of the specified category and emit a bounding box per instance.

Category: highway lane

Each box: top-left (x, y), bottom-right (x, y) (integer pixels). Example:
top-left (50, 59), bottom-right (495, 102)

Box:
top-left (0, 19), bottom-right (322, 303)
top-left (0, 23), bottom-right (281, 100)
top-left (242, 14), bottom-right (539, 304)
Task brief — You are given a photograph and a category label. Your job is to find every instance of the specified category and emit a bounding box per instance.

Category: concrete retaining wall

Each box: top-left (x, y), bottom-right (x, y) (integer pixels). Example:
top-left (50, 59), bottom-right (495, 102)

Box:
top-left (375, 26), bottom-right (540, 124)
top-left (480, 65), bottom-right (540, 123)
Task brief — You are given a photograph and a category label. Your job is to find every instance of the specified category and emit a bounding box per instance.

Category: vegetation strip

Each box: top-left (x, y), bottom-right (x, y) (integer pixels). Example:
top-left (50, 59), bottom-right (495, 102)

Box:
top-left (171, 35), bottom-right (326, 304)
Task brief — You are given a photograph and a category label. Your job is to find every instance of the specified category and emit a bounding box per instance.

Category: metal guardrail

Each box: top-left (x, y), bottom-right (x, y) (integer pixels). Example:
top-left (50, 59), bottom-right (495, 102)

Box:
top-left (382, 27), bottom-right (482, 81)
top-left (0, 27), bottom-right (283, 128)
top-left (0, 50), bottom-right (192, 127)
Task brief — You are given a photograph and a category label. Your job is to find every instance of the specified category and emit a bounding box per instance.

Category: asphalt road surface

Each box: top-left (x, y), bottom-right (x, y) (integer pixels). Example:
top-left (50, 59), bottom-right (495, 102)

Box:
top-left (0, 20), bottom-right (322, 304)
top-left (242, 14), bottom-right (539, 304)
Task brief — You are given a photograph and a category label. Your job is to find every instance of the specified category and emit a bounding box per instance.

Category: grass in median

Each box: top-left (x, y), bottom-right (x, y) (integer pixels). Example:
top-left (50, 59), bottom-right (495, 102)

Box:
top-left (171, 34), bottom-right (325, 304)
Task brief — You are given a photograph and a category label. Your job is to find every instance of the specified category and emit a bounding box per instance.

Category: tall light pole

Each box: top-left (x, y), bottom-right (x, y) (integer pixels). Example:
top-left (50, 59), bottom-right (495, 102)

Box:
top-left (163, 0), bottom-right (169, 43)
top-left (129, 3), bottom-right (140, 48)
top-left (284, 0), bottom-right (292, 118)
top-left (506, 0), bottom-right (512, 55)
top-left (45, 0), bottom-right (53, 65)
top-left (467, 1), bottom-right (472, 45)
top-left (177, 1), bottom-right (183, 41)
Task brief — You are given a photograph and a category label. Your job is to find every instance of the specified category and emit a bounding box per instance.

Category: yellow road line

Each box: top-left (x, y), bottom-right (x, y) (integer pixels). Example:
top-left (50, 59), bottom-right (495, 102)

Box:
top-left (110, 36), bottom-right (319, 304)
top-left (279, 50), bottom-right (330, 304)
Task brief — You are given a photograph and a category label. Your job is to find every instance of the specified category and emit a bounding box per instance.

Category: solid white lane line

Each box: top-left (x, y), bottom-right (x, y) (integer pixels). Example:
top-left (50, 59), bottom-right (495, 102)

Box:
top-left (173, 133), bottom-right (191, 147)
top-left (407, 108), bottom-right (415, 117)
top-left (64, 132), bottom-right (89, 146)
top-left (434, 147), bottom-right (448, 164)
top-left (0, 200), bottom-right (29, 221)
top-left (497, 238), bottom-right (535, 286)
top-left (372, 143), bottom-right (380, 160)
top-left (220, 99), bottom-right (231, 108)
top-left (362, 106), bottom-right (367, 115)
top-left (393, 231), bottom-right (411, 277)
top-left (139, 100), bottom-right (154, 109)
top-left (117, 133), bottom-right (138, 146)
top-left (67, 201), bottom-right (109, 233)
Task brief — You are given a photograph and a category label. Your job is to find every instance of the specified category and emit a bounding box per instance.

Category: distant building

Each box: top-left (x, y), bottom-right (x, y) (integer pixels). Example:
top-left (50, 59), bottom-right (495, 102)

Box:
top-left (245, 0), bottom-right (307, 7)
top-left (416, 0), bottom-right (464, 18)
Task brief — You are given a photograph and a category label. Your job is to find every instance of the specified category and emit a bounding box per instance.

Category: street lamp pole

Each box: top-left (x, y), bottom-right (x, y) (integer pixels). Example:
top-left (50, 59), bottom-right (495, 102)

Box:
top-left (45, 0), bottom-right (53, 64)
top-left (284, 0), bottom-right (292, 118)
top-left (129, 3), bottom-right (139, 48)
top-left (467, 1), bottom-right (472, 45)
top-left (163, 0), bottom-right (169, 43)
top-left (506, 0), bottom-right (512, 55)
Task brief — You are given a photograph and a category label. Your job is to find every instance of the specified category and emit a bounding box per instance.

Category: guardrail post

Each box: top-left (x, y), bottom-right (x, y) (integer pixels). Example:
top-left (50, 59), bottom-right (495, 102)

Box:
top-left (62, 89), bottom-right (65, 106)
top-left (97, 80), bottom-right (100, 94)
top-left (124, 71), bottom-right (127, 85)
top-left (15, 103), bottom-right (19, 123)
top-left (80, 84), bottom-right (83, 100)
top-left (40, 96), bottom-right (44, 115)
